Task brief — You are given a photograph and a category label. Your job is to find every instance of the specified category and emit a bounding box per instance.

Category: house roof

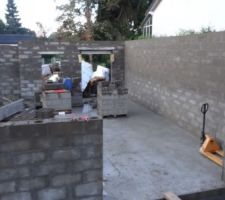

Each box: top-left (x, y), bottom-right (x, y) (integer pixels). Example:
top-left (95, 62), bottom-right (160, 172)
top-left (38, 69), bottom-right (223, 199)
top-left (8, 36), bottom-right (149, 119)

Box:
top-left (0, 34), bottom-right (35, 45)
top-left (141, 0), bottom-right (162, 27)
top-left (145, 0), bottom-right (162, 16)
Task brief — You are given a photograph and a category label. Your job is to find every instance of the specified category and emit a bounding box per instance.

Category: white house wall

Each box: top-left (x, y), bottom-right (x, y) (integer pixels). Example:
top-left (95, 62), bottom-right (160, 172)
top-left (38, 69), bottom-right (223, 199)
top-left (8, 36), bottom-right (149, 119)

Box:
top-left (152, 0), bottom-right (225, 36)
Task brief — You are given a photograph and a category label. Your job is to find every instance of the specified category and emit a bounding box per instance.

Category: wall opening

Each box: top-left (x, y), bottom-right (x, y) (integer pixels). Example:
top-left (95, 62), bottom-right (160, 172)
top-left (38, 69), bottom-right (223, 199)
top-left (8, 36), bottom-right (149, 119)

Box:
top-left (39, 51), bottom-right (64, 80)
top-left (78, 47), bottom-right (115, 98)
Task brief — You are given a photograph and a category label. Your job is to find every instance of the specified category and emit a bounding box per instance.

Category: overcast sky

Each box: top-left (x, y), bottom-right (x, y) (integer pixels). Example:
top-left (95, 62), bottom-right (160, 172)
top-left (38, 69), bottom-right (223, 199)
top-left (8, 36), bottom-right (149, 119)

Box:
top-left (153, 0), bottom-right (225, 36)
top-left (1, 0), bottom-right (225, 36)
top-left (0, 0), bottom-right (67, 35)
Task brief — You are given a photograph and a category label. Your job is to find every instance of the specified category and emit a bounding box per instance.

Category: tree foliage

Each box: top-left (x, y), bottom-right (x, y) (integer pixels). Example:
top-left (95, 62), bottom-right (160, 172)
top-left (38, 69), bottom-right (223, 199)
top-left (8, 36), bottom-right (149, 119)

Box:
top-left (178, 26), bottom-right (216, 36)
top-left (56, 0), bottom-right (80, 41)
top-left (56, 0), bottom-right (97, 41)
top-left (5, 0), bottom-right (22, 33)
top-left (55, 0), bottom-right (151, 41)
top-left (0, 19), bottom-right (6, 34)
top-left (36, 22), bottom-right (47, 39)
top-left (93, 0), bottom-right (152, 40)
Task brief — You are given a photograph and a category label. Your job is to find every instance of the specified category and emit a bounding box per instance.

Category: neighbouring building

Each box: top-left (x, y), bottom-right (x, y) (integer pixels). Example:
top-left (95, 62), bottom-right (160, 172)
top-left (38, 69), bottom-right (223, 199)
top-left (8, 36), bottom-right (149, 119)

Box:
top-left (141, 0), bottom-right (162, 38)
top-left (141, 0), bottom-right (225, 37)
top-left (0, 34), bottom-right (35, 45)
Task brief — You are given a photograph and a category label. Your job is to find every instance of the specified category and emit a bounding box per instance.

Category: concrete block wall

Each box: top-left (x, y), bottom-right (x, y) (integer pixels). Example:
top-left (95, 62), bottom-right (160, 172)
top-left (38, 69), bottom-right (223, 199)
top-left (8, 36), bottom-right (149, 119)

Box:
top-left (0, 118), bottom-right (103, 200)
top-left (18, 40), bottom-right (125, 101)
top-left (75, 41), bottom-right (125, 84)
top-left (18, 40), bottom-right (78, 100)
top-left (0, 45), bottom-right (20, 102)
top-left (125, 31), bottom-right (225, 142)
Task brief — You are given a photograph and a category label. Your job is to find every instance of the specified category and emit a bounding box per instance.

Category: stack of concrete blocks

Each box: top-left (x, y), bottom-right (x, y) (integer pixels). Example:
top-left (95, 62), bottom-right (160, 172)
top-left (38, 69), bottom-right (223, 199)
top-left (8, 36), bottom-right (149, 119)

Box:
top-left (0, 118), bottom-right (103, 200)
top-left (42, 90), bottom-right (72, 112)
top-left (97, 82), bottom-right (128, 117)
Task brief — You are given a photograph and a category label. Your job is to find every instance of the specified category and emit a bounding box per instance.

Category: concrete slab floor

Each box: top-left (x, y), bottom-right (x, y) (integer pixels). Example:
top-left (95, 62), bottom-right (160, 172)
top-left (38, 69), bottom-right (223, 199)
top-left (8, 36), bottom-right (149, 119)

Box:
top-left (103, 100), bottom-right (225, 200)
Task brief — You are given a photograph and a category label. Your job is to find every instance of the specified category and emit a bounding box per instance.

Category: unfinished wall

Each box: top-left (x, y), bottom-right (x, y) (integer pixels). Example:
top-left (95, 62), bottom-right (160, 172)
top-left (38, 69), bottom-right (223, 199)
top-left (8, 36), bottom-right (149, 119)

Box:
top-left (0, 118), bottom-right (103, 200)
top-left (0, 45), bottom-right (20, 102)
top-left (18, 41), bottom-right (125, 100)
top-left (125, 31), bottom-right (225, 142)
top-left (18, 41), bottom-right (78, 100)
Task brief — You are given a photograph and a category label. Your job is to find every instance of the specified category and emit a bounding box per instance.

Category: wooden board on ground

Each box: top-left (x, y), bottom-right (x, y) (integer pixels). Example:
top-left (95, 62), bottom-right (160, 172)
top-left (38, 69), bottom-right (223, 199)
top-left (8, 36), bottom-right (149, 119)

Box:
top-left (164, 192), bottom-right (182, 200)
top-left (102, 114), bottom-right (127, 118)
top-left (201, 151), bottom-right (223, 166)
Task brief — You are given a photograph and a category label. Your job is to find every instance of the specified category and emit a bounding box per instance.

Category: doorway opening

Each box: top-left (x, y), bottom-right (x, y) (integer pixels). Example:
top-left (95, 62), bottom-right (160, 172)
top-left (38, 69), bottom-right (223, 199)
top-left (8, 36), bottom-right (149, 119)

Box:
top-left (78, 47), bottom-right (115, 98)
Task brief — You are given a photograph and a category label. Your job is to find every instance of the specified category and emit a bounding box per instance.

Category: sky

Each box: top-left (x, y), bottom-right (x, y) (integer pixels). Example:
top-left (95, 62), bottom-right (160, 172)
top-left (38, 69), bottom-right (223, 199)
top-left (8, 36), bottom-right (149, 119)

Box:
top-left (153, 0), bottom-right (225, 36)
top-left (0, 0), bottom-right (67, 35)
top-left (1, 0), bottom-right (225, 37)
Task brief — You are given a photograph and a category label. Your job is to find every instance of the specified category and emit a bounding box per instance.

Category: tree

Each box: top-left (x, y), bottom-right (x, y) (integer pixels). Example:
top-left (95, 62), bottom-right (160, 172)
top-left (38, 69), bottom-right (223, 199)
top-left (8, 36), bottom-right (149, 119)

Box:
top-left (94, 0), bottom-right (152, 40)
top-left (4, 0), bottom-right (35, 35)
top-left (0, 19), bottom-right (6, 34)
top-left (82, 0), bottom-right (95, 40)
top-left (56, 0), bottom-right (81, 41)
top-left (36, 22), bottom-right (47, 38)
top-left (5, 0), bottom-right (22, 33)
top-left (56, 0), bottom-right (97, 41)
top-left (17, 27), bottom-right (36, 35)
top-left (55, 0), bottom-right (151, 41)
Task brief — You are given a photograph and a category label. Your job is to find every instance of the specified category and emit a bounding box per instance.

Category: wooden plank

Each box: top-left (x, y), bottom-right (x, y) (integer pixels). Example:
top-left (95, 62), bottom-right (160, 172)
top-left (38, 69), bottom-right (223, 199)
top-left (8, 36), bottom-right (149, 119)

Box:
top-left (216, 150), bottom-right (224, 157)
top-left (80, 51), bottom-right (112, 55)
top-left (78, 47), bottom-right (115, 51)
top-left (202, 151), bottom-right (223, 166)
top-left (164, 192), bottom-right (182, 200)
top-left (38, 51), bottom-right (64, 55)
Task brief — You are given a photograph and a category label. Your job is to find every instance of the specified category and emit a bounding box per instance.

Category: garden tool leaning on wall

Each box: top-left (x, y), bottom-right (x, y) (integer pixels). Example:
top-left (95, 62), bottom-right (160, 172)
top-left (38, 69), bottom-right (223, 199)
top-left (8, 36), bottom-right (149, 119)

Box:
top-left (200, 103), bottom-right (224, 167)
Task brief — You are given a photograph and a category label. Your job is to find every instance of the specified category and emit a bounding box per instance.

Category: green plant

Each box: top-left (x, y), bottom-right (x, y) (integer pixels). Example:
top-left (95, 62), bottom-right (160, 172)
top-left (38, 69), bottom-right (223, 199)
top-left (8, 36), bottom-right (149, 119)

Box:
top-left (177, 29), bottom-right (197, 36)
top-left (177, 26), bottom-right (216, 36)
top-left (200, 26), bottom-right (215, 33)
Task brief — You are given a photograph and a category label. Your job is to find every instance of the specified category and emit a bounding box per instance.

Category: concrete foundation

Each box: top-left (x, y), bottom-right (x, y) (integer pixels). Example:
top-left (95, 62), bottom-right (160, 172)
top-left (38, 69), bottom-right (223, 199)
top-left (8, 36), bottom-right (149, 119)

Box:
top-left (103, 101), bottom-right (225, 200)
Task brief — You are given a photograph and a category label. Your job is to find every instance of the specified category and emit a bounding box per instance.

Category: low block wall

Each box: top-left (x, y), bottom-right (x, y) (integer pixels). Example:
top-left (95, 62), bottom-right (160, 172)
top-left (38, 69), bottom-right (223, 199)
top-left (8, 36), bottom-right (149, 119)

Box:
top-left (125, 31), bottom-right (225, 142)
top-left (0, 118), bottom-right (103, 200)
